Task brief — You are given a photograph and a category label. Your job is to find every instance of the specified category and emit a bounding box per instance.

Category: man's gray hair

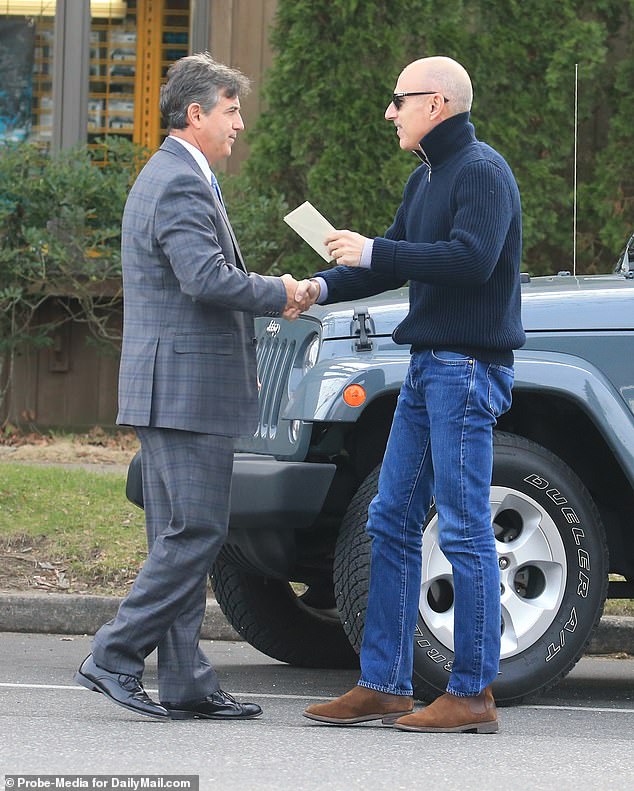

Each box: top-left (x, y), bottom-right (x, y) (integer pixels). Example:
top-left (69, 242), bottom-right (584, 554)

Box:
top-left (160, 52), bottom-right (250, 130)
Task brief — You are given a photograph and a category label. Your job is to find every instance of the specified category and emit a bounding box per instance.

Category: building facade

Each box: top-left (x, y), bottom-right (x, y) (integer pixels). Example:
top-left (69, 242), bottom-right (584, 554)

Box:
top-left (0, 0), bottom-right (277, 169)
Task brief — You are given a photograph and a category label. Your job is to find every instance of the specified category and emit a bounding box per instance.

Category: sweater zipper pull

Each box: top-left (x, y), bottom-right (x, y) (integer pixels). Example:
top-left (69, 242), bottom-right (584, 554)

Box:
top-left (413, 145), bottom-right (432, 181)
top-left (420, 147), bottom-right (432, 181)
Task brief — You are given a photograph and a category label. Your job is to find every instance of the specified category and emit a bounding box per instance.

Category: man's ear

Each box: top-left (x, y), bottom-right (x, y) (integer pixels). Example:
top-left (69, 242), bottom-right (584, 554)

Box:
top-left (186, 102), bottom-right (202, 128)
top-left (430, 96), bottom-right (445, 119)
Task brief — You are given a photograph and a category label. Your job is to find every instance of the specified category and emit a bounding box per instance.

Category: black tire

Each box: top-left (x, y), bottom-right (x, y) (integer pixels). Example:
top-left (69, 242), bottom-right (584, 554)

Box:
top-left (334, 432), bottom-right (608, 705)
top-left (211, 556), bottom-right (359, 669)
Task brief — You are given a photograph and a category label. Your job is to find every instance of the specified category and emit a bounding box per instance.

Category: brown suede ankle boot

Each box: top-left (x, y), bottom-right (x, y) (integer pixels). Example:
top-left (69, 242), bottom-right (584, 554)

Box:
top-left (304, 685), bottom-right (414, 725)
top-left (393, 686), bottom-right (498, 733)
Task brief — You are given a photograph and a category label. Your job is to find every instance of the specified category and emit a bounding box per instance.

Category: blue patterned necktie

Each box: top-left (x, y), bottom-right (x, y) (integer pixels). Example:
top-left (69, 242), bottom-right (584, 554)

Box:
top-left (210, 171), bottom-right (224, 207)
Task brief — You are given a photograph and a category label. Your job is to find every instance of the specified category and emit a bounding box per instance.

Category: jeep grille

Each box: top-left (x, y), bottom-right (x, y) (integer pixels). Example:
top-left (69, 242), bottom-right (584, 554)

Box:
top-left (256, 334), bottom-right (297, 439)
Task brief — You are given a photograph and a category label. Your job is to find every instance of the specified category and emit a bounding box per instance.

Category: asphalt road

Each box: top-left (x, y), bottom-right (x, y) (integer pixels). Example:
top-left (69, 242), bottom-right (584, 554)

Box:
top-left (1, 633), bottom-right (632, 791)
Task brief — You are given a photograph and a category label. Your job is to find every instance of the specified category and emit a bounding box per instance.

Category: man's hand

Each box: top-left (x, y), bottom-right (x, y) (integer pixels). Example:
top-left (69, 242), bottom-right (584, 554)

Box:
top-left (280, 274), bottom-right (320, 320)
top-left (325, 230), bottom-right (368, 267)
top-left (294, 278), bottom-right (320, 308)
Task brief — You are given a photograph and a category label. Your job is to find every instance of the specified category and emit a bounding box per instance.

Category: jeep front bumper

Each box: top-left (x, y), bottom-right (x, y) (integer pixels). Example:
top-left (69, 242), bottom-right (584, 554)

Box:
top-left (126, 451), bottom-right (337, 532)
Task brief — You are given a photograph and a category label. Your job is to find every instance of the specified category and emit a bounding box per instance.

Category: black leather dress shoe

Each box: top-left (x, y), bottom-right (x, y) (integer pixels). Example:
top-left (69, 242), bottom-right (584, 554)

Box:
top-left (163, 690), bottom-right (263, 720)
top-left (75, 654), bottom-right (168, 720)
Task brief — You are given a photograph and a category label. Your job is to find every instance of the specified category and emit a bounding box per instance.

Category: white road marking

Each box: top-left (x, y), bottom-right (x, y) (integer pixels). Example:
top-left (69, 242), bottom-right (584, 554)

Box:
top-left (0, 682), bottom-right (82, 690)
top-left (0, 682), bottom-right (331, 700)
top-left (1, 682), bottom-right (633, 712)
top-left (522, 704), bottom-right (634, 714)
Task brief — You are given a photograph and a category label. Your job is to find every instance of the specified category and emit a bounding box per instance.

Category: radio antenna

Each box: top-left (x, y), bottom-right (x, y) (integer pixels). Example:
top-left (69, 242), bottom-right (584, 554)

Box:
top-left (573, 63), bottom-right (578, 276)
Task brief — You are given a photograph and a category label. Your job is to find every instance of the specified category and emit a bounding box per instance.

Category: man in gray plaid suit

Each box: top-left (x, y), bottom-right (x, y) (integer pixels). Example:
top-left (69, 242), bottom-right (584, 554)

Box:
top-left (75, 53), bottom-right (315, 720)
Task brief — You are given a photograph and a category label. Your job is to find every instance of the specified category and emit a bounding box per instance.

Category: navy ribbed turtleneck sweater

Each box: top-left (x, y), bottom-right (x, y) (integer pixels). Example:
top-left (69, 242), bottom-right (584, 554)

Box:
top-left (317, 112), bottom-right (526, 365)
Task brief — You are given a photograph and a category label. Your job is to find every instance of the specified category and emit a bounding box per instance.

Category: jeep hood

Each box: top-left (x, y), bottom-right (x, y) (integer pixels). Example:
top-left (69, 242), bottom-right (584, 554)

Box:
top-left (306, 275), bottom-right (634, 339)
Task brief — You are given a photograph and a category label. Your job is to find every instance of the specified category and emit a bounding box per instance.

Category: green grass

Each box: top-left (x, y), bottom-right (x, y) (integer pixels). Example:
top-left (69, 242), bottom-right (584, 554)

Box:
top-left (0, 463), bottom-right (146, 593)
top-left (604, 599), bottom-right (634, 617)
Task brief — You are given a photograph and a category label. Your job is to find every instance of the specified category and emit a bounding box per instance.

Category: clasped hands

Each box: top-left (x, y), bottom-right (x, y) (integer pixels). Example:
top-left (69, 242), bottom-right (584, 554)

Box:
top-left (281, 275), bottom-right (320, 321)
top-left (280, 229), bottom-right (367, 320)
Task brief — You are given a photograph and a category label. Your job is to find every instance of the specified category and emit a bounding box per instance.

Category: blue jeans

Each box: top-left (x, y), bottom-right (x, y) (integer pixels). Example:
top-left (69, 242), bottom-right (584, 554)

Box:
top-left (358, 349), bottom-right (513, 697)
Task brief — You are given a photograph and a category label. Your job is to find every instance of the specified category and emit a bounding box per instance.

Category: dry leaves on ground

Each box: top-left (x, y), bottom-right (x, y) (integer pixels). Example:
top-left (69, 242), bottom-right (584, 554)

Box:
top-left (0, 543), bottom-right (71, 592)
top-left (0, 426), bottom-right (139, 465)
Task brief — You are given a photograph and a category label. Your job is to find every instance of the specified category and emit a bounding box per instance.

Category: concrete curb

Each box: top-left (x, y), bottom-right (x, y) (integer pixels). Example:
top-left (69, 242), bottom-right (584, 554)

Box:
top-left (0, 593), bottom-right (241, 642)
top-left (587, 615), bottom-right (634, 655)
top-left (0, 593), bottom-right (632, 655)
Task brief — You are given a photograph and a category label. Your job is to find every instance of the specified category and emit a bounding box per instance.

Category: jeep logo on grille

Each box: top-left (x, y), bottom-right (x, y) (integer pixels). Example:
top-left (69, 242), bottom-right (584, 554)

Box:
top-left (266, 320), bottom-right (281, 337)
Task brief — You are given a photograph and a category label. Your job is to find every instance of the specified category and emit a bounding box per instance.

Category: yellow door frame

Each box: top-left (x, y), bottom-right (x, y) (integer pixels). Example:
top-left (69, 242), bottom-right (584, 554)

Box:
top-left (133, 0), bottom-right (163, 151)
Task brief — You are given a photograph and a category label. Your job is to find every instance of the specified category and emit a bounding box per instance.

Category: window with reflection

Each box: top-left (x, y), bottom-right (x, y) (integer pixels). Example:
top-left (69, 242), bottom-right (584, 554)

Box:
top-left (0, 1), bottom-right (55, 144)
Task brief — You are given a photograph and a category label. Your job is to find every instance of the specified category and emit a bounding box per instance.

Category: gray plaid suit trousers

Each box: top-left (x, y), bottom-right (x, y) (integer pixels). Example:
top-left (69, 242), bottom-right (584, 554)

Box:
top-left (92, 427), bottom-right (234, 705)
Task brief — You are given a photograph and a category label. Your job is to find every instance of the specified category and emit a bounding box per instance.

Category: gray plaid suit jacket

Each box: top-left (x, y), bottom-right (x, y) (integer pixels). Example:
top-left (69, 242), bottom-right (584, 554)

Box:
top-left (117, 136), bottom-right (286, 436)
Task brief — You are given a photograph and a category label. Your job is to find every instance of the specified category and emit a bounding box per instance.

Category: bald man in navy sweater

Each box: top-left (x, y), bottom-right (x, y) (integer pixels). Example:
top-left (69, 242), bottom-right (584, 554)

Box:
top-left (302, 56), bottom-right (525, 733)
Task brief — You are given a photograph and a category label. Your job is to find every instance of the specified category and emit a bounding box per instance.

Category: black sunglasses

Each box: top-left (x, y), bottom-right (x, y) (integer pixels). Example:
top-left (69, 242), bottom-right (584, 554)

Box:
top-left (392, 91), bottom-right (450, 110)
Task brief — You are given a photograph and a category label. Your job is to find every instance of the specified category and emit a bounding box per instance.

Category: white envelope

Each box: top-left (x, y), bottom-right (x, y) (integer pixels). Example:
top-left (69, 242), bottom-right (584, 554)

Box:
top-left (284, 201), bottom-right (335, 262)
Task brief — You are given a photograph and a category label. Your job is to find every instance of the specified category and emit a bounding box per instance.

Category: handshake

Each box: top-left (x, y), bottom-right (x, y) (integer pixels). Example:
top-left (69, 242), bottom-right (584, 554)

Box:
top-left (280, 274), bottom-right (321, 321)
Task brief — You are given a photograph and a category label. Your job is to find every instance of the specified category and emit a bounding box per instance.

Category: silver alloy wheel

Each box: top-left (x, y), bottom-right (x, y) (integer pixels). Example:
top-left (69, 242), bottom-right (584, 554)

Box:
top-left (419, 485), bottom-right (568, 659)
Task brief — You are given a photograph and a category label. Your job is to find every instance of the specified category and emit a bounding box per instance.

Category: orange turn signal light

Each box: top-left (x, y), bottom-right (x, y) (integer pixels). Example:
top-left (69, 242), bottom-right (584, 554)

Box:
top-left (343, 384), bottom-right (366, 407)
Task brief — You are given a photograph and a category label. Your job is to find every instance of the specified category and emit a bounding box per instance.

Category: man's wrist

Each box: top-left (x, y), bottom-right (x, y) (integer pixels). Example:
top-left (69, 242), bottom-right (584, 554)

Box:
top-left (311, 276), bottom-right (328, 303)
top-left (360, 238), bottom-right (374, 268)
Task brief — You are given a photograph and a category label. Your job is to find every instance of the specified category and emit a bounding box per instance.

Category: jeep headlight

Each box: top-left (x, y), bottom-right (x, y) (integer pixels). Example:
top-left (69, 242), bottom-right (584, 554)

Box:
top-left (302, 333), bottom-right (320, 376)
top-left (288, 332), bottom-right (320, 396)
